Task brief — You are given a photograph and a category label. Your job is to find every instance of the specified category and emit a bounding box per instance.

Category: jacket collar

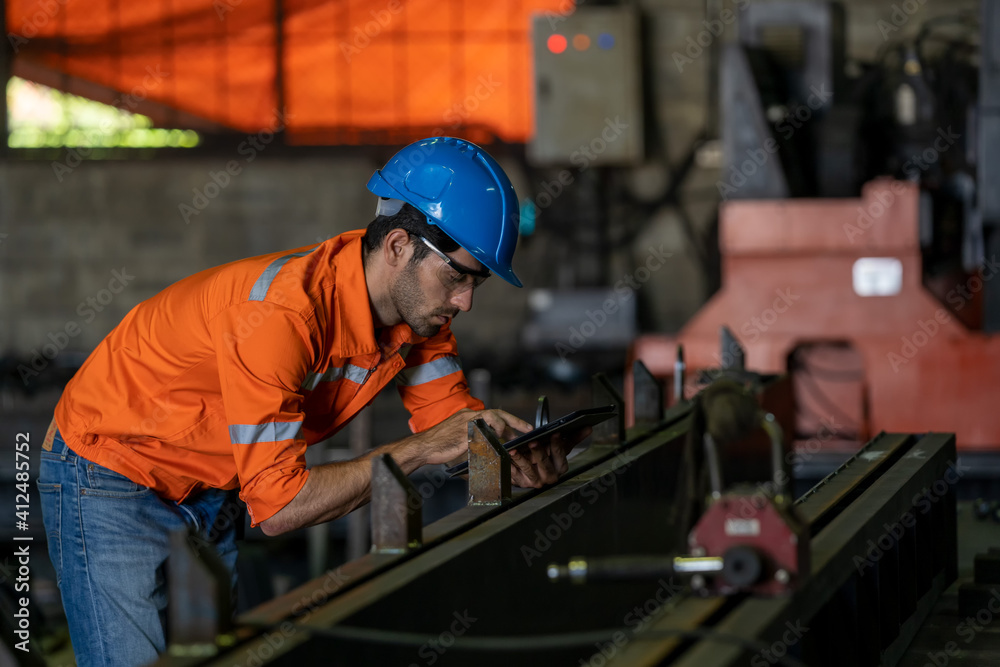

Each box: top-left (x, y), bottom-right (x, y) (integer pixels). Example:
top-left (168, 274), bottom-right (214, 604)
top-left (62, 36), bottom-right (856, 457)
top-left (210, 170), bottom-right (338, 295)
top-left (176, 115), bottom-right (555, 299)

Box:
top-left (331, 234), bottom-right (423, 359)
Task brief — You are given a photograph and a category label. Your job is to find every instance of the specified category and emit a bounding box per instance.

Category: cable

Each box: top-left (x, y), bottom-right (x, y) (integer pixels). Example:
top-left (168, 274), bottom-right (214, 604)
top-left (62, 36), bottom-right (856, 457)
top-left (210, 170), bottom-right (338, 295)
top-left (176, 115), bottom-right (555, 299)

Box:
top-left (243, 621), bottom-right (810, 667)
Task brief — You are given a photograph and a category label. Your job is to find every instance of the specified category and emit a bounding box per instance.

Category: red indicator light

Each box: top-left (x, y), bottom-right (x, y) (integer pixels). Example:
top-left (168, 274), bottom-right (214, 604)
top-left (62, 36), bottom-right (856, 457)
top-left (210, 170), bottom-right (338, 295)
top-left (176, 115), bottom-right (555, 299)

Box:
top-left (547, 34), bottom-right (567, 54)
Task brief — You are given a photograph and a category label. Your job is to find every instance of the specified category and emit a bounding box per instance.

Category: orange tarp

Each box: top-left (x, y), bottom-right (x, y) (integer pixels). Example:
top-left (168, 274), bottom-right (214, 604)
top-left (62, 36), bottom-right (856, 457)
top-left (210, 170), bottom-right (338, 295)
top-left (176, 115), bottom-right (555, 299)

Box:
top-left (8, 0), bottom-right (571, 143)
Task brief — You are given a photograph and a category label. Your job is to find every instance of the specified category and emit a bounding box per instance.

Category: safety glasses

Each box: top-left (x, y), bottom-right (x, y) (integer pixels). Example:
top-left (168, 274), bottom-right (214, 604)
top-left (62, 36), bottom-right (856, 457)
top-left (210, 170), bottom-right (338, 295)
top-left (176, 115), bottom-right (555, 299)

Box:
top-left (418, 236), bottom-right (491, 293)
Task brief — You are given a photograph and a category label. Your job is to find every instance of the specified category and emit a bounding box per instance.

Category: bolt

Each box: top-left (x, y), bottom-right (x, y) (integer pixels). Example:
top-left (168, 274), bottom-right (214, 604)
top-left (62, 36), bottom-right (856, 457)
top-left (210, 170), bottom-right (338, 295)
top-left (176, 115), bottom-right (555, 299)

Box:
top-left (775, 569), bottom-right (790, 584)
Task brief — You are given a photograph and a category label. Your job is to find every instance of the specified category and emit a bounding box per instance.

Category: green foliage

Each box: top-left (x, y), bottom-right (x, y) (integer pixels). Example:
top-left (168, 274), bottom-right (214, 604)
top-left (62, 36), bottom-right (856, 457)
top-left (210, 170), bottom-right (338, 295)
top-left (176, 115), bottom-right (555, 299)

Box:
top-left (6, 77), bottom-right (199, 149)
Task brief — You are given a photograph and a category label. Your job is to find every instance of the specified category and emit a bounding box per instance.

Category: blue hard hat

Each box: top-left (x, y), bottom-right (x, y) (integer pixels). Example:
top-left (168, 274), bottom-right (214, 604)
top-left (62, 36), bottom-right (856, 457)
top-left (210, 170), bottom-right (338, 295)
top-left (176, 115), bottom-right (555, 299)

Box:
top-left (367, 136), bottom-right (522, 287)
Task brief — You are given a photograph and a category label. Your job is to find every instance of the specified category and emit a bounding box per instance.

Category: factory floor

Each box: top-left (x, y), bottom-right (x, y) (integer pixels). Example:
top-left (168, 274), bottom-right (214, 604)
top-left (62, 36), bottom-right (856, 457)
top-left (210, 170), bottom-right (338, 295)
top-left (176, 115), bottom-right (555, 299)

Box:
top-left (900, 502), bottom-right (1000, 667)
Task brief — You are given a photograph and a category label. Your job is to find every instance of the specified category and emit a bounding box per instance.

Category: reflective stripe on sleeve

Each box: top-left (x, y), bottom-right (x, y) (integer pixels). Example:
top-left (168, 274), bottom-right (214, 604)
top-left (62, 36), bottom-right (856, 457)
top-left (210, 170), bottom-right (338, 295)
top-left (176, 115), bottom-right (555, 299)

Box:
top-left (301, 364), bottom-right (371, 391)
top-left (228, 420), bottom-right (303, 445)
top-left (396, 356), bottom-right (462, 387)
top-left (248, 250), bottom-right (315, 302)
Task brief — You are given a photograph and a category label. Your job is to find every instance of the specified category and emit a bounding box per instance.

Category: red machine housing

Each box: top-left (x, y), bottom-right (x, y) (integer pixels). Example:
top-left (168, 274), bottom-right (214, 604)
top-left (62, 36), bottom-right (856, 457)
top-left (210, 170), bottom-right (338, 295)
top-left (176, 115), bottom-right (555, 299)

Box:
top-left (627, 180), bottom-right (1000, 453)
top-left (689, 492), bottom-right (809, 596)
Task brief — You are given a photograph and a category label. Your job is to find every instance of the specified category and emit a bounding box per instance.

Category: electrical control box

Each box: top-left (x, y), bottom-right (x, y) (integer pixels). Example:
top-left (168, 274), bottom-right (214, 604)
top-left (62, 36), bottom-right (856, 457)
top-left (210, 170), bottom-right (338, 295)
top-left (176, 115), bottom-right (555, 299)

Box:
top-left (529, 6), bottom-right (644, 167)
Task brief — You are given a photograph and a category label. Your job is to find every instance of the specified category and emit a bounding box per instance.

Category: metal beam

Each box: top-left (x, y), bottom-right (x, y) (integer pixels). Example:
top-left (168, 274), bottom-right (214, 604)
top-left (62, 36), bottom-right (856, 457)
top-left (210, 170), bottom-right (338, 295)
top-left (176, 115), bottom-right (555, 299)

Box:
top-left (150, 379), bottom-right (953, 667)
top-left (612, 432), bottom-right (957, 666)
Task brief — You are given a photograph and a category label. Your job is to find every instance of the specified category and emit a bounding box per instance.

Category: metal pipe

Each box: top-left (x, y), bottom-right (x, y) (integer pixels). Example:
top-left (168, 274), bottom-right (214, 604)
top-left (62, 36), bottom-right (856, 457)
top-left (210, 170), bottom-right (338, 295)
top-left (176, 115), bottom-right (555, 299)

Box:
top-left (760, 412), bottom-right (786, 499)
top-left (546, 555), bottom-right (723, 584)
top-left (346, 407), bottom-right (373, 560)
top-left (674, 345), bottom-right (686, 404)
top-left (703, 433), bottom-right (723, 500)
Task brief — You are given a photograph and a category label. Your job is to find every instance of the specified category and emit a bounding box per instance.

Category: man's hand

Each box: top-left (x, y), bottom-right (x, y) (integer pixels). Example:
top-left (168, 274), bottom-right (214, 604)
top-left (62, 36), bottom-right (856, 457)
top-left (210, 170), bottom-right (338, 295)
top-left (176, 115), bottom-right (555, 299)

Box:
top-left (509, 426), bottom-right (592, 488)
top-left (403, 408), bottom-right (533, 467)
top-left (260, 407), bottom-right (532, 536)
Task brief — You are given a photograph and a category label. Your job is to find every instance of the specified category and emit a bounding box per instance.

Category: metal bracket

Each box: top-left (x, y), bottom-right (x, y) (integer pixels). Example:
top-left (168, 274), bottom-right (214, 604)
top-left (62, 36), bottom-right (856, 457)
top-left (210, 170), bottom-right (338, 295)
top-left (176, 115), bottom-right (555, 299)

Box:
top-left (371, 454), bottom-right (422, 553)
top-left (167, 530), bottom-right (234, 656)
top-left (592, 373), bottom-right (626, 445)
top-left (468, 418), bottom-right (512, 506)
top-left (535, 395), bottom-right (550, 429)
top-left (720, 325), bottom-right (745, 370)
top-left (632, 360), bottom-right (664, 428)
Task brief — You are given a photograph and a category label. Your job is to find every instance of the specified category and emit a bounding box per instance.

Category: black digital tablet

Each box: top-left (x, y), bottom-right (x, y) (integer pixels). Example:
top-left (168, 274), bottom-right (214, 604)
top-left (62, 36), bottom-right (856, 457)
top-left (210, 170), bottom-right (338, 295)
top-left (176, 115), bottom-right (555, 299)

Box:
top-left (445, 405), bottom-right (618, 476)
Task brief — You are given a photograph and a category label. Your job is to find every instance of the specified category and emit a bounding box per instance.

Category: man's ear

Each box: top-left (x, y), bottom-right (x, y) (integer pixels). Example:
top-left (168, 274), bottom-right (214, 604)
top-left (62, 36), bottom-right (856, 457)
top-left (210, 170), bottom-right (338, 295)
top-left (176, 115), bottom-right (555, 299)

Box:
top-left (383, 229), bottom-right (413, 269)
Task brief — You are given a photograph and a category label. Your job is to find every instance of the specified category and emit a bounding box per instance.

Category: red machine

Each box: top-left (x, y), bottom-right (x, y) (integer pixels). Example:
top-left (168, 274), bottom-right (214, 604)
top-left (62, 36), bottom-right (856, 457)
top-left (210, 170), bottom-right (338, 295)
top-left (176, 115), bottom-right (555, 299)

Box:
top-left (627, 179), bottom-right (1000, 454)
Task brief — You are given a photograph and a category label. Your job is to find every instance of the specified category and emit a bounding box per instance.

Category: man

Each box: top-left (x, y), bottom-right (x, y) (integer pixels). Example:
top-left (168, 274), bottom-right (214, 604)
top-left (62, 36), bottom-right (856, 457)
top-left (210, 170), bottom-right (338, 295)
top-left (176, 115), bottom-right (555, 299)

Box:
top-left (38, 137), bottom-right (580, 666)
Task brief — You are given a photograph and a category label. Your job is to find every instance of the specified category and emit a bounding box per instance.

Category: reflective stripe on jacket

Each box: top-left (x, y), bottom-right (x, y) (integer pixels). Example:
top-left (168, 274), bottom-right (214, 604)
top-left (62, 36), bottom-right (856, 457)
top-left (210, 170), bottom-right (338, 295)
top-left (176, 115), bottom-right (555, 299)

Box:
top-left (54, 231), bottom-right (483, 524)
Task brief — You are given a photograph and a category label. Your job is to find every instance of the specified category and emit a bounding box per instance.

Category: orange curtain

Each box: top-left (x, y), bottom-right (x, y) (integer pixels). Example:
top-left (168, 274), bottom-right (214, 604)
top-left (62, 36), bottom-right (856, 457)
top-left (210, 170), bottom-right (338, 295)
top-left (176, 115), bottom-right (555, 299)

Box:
top-left (8, 0), bottom-right (570, 143)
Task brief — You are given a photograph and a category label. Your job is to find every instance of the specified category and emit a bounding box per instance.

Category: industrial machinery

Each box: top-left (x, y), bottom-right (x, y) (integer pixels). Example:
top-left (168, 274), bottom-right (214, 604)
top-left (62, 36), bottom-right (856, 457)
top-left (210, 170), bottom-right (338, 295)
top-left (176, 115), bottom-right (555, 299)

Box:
top-left (549, 380), bottom-right (811, 598)
top-left (154, 366), bottom-right (958, 667)
top-left (628, 0), bottom-right (1000, 466)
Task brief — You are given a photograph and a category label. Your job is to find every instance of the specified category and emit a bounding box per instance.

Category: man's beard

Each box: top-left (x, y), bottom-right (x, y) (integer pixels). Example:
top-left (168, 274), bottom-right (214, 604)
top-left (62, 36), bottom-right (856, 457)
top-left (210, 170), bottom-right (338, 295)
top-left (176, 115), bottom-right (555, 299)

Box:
top-left (390, 261), bottom-right (456, 338)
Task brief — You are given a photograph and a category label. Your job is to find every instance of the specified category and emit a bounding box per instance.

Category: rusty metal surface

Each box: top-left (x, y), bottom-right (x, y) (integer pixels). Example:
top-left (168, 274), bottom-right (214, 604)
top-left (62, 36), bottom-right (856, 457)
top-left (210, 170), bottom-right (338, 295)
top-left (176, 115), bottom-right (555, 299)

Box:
top-left (467, 418), bottom-right (511, 506)
top-left (370, 454), bottom-right (422, 553)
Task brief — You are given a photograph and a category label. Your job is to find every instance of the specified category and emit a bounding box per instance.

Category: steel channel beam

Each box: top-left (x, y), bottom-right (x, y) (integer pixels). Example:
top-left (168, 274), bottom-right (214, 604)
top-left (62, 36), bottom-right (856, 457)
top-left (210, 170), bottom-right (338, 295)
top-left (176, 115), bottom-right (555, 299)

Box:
top-left (621, 432), bottom-right (956, 667)
top-left (184, 415), bottom-right (697, 666)
top-left (604, 432), bottom-right (916, 666)
top-left (155, 401), bottom-right (697, 666)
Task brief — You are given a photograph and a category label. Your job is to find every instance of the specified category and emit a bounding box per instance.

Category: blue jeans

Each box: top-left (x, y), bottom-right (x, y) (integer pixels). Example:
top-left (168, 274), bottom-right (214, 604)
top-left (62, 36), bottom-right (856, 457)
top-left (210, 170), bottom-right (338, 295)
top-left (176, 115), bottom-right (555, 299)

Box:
top-left (38, 429), bottom-right (239, 667)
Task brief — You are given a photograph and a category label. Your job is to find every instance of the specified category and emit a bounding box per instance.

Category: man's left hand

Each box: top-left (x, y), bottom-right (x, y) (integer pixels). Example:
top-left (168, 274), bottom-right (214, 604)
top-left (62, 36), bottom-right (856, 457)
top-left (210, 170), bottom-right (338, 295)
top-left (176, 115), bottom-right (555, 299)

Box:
top-left (509, 426), bottom-right (592, 488)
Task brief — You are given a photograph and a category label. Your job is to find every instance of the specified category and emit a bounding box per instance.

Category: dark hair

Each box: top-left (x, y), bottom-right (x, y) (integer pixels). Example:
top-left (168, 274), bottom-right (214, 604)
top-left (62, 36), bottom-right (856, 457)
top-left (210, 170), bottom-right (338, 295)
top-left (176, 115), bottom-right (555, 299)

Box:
top-left (362, 202), bottom-right (460, 265)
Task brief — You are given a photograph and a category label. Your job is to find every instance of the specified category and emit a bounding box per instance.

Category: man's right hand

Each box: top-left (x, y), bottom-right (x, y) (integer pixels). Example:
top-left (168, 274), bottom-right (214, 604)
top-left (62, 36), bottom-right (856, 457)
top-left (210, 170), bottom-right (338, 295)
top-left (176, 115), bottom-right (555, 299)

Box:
top-left (401, 408), bottom-right (533, 468)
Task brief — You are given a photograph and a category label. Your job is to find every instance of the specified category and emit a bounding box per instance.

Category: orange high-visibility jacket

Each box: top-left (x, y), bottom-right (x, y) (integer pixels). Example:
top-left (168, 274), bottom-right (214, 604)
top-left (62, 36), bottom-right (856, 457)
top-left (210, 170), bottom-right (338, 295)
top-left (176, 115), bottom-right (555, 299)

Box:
top-left (54, 231), bottom-right (483, 525)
